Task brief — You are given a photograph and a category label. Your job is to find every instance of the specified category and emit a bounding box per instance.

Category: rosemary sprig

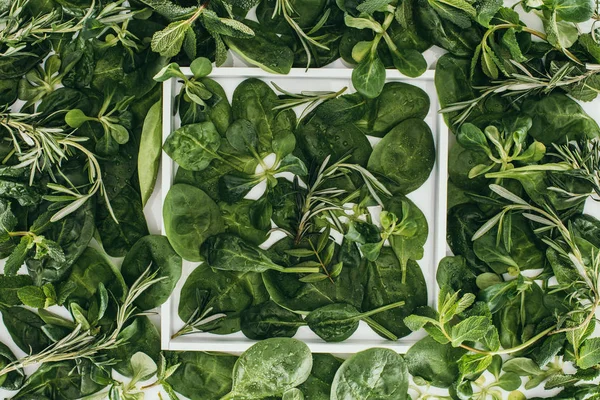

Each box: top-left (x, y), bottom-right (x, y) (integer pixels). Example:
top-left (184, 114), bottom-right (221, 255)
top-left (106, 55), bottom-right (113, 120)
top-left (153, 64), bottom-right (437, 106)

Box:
top-left (0, 110), bottom-right (116, 222)
top-left (172, 290), bottom-right (227, 339)
top-left (272, 83), bottom-right (348, 123)
top-left (0, 268), bottom-right (164, 377)
top-left (472, 184), bottom-right (600, 337)
top-left (292, 155), bottom-right (391, 244)
top-left (441, 62), bottom-right (600, 126)
top-left (271, 0), bottom-right (330, 69)
top-left (549, 138), bottom-right (600, 200)
top-left (0, 0), bottom-right (142, 58)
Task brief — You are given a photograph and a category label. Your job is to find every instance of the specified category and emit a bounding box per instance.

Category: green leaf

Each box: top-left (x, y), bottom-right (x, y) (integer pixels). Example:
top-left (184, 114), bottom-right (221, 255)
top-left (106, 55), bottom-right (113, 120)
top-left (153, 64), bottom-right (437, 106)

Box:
top-left (5, 236), bottom-right (32, 276)
top-left (403, 314), bottom-right (438, 331)
top-left (497, 372), bottom-right (522, 391)
top-left (352, 55), bottom-right (385, 99)
top-left (138, 101), bottom-right (162, 207)
top-left (388, 47), bottom-right (427, 78)
top-left (183, 27), bottom-right (197, 60)
top-left (476, 0), bottom-right (502, 26)
top-left (344, 14), bottom-right (382, 31)
top-left (451, 316), bottom-right (491, 346)
top-left (70, 302), bottom-right (90, 330)
top-left (17, 286), bottom-right (47, 308)
top-left (163, 122), bottom-right (222, 171)
top-left (151, 20), bottom-right (190, 58)
top-left (153, 63), bottom-right (185, 82)
top-left (0, 200), bottom-right (17, 237)
top-left (202, 11), bottom-right (254, 38)
top-left (578, 338), bottom-right (600, 369)
top-left (546, 0), bottom-right (594, 22)
top-left (190, 57), bottom-right (213, 79)
top-left (0, 275), bottom-right (33, 306)
top-left (299, 273), bottom-right (330, 283)
top-left (140, 0), bottom-right (196, 19)
top-left (502, 357), bottom-right (543, 376)
top-left (458, 353), bottom-right (493, 376)
top-left (283, 388), bottom-right (304, 400)
top-left (284, 248), bottom-right (316, 257)
top-left (457, 123), bottom-right (490, 153)
top-left (130, 352), bottom-right (158, 384)
top-left (481, 46), bottom-right (499, 79)
top-left (502, 28), bottom-right (528, 62)
top-left (438, 0), bottom-right (477, 16)
top-left (356, 0), bottom-right (394, 14)
top-left (543, 10), bottom-right (578, 49)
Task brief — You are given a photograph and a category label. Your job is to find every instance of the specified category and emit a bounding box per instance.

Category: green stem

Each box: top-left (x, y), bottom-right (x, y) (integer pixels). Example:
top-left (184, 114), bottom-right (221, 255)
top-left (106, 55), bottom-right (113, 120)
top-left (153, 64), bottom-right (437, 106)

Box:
top-left (359, 301), bottom-right (405, 319)
top-left (272, 265), bottom-right (321, 274)
top-left (363, 317), bottom-right (398, 341)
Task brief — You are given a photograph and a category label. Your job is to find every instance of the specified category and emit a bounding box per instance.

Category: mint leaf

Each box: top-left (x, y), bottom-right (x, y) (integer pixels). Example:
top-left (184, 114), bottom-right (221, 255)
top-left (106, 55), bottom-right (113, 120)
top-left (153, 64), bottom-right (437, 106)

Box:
top-left (451, 316), bottom-right (491, 347)
top-left (17, 286), bottom-right (46, 308)
top-left (151, 20), bottom-right (190, 58)
top-left (458, 353), bottom-right (493, 376)
top-left (5, 236), bottom-right (32, 276)
top-left (578, 338), bottom-right (600, 369)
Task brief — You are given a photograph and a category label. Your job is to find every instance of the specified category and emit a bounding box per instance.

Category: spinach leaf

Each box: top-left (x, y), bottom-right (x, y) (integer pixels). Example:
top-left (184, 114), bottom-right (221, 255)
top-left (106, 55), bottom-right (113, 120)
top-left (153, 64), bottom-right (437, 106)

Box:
top-left (63, 247), bottom-right (127, 305)
top-left (138, 100), bottom-right (162, 207)
top-left (241, 300), bottom-right (305, 339)
top-left (220, 200), bottom-right (270, 246)
top-left (96, 184), bottom-right (149, 258)
top-left (222, 338), bottom-right (312, 399)
top-left (175, 160), bottom-right (235, 202)
top-left (263, 239), bottom-right (365, 311)
top-left (405, 336), bottom-right (467, 388)
top-left (0, 275), bottom-right (33, 306)
top-left (179, 77), bottom-right (233, 134)
top-left (201, 234), bottom-right (319, 274)
top-left (12, 360), bottom-right (106, 399)
top-left (358, 82), bottom-right (430, 137)
top-left (522, 93), bottom-right (600, 144)
top-left (0, 341), bottom-right (24, 390)
top-left (362, 248), bottom-right (427, 338)
top-left (164, 184), bottom-right (225, 261)
top-left (306, 301), bottom-right (405, 342)
top-left (26, 199), bottom-right (95, 285)
top-left (121, 235), bottom-right (182, 310)
top-left (352, 55), bottom-right (386, 99)
top-left (223, 20), bottom-right (295, 74)
top-left (105, 316), bottom-right (161, 377)
top-left (232, 78), bottom-right (296, 154)
top-left (296, 114), bottom-right (372, 166)
top-left (166, 351), bottom-right (237, 400)
top-left (178, 264), bottom-right (269, 335)
top-left (163, 122), bottom-right (222, 172)
top-left (367, 118), bottom-right (435, 194)
top-left (0, 306), bottom-right (51, 354)
top-left (436, 256), bottom-right (478, 294)
top-left (331, 348), bottom-right (409, 399)
top-left (298, 353), bottom-right (343, 400)
top-left (447, 204), bottom-right (489, 272)
top-left (386, 195), bottom-right (428, 280)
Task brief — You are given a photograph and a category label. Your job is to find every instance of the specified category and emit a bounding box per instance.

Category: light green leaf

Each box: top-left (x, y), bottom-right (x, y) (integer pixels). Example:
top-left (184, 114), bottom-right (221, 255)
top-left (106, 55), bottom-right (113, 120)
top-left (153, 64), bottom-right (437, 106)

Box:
top-left (451, 316), bottom-right (491, 346)
top-left (577, 338), bottom-right (600, 369)
top-left (458, 353), bottom-right (493, 376)
top-left (17, 286), bottom-right (47, 308)
top-left (151, 21), bottom-right (190, 58)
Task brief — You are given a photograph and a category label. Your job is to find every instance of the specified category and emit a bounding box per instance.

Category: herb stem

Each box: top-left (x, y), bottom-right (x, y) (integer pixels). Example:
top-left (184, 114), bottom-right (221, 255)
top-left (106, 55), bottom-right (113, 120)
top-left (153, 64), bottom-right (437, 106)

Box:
top-left (359, 301), bottom-right (405, 319)
top-left (308, 239), bottom-right (334, 283)
top-left (363, 317), bottom-right (399, 341)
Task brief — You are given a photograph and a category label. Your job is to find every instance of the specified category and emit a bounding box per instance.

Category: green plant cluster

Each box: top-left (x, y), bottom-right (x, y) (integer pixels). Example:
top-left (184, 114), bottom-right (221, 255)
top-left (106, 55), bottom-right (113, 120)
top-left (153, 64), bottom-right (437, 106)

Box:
top-left (159, 62), bottom-right (435, 343)
top-left (1, 0), bottom-right (600, 398)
